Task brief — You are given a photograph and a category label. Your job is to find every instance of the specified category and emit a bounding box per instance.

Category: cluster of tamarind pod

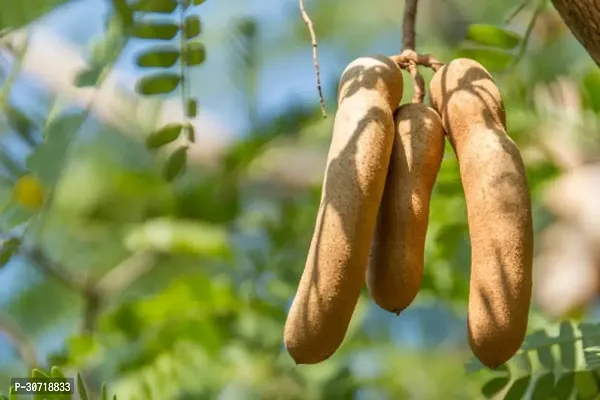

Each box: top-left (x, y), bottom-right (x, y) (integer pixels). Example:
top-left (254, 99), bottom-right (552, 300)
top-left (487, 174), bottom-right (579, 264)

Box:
top-left (283, 54), bottom-right (534, 369)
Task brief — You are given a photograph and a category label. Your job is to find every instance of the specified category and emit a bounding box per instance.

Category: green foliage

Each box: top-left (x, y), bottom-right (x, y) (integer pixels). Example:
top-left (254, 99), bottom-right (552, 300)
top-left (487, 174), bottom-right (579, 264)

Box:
top-left (136, 47), bottom-right (180, 68)
top-left (132, 21), bottom-right (179, 40)
top-left (136, 73), bottom-right (181, 95)
top-left (27, 111), bottom-right (84, 187)
top-left (465, 24), bottom-right (522, 49)
top-left (183, 15), bottom-right (201, 39)
top-left (470, 322), bottom-right (600, 399)
top-left (0, 366), bottom-right (117, 400)
top-left (131, 0), bottom-right (178, 14)
top-left (124, 217), bottom-right (228, 255)
top-left (455, 47), bottom-right (514, 71)
top-left (161, 145), bottom-right (188, 181)
top-left (145, 123), bottom-right (183, 148)
top-left (186, 99), bottom-right (197, 118)
top-left (0, 237), bottom-right (20, 269)
top-left (0, 0), bottom-right (599, 399)
top-left (126, 0), bottom-right (208, 181)
top-left (0, 0), bottom-right (69, 30)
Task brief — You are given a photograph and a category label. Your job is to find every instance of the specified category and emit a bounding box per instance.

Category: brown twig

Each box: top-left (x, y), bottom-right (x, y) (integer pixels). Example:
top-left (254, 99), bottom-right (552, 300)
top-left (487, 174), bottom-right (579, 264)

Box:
top-left (400, 0), bottom-right (429, 103)
top-left (402, 0), bottom-right (419, 51)
top-left (397, 0), bottom-right (451, 103)
top-left (81, 282), bottom-right (101, 334)
top-left (407, 62), bottom-right (425, 103)
top-left (299, 0), bottom-right (326, 118)
top-left (390, 52), bottom-right (443, 71)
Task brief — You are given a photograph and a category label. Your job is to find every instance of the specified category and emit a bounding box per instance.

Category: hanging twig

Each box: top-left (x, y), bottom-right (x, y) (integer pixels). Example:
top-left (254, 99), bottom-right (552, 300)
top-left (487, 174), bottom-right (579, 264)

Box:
top-left (299, 0), bottom-right (326, 118)
top-left (402, 0), bottom-right (419, 51)
top-left (400, 0), bottom-right (427, 103)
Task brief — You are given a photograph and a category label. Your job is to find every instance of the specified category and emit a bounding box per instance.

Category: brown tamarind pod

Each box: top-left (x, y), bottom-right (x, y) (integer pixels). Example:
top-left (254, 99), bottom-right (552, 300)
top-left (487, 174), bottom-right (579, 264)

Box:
top-left (283, 55), bottom-right (403, 364)
top-left (367, 103), bottom-right (445, 314)
top-left (429, 58), bottom-right (533, 368)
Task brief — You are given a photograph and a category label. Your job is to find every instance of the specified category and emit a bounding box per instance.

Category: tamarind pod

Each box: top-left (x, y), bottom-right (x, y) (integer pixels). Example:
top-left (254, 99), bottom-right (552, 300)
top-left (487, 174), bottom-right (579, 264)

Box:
top-left (284, 55), bottom-right (403, 364)
top-left (429, 58), bottom-right (533, 368)
top-left (367, 103), bottom-right (445, 314)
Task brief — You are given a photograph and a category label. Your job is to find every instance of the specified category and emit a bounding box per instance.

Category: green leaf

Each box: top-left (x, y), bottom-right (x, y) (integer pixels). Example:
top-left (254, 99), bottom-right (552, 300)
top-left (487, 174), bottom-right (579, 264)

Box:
top-left (136, 73), bottom-right (181, 95)
top-left (574, 371), bottom-right (598, 399)
top-left (27, 111), bottom-right (85, 187)
top-left (136, 47), bottom-right (179, 68)
top-left (237, 18), bottom-right (257, 38)
top-left (183, 42), bottom-right (206, 66)
top-left (32, 369), bottom-right (49, 378)
top-left (584, 347), bottom-right (600, 369)
top-left (504, 376), bottom-right (531, 400)
top-left (183, 15), bottom-right (201, 39)
top-left (530, 372), bottom-right (554, 400)
top-left (101, 383), bottom-right (108, 400)
top-left (185, 125), bottom-right (196, 142)
top-left (186, 98), bottom-right (197, 118)
top-left (0, 204), bottom-right (33, 231)
top-left (162, 146), bottom-right (188, 181)
top-left (455, 47), bottom-right (513, 71)
top-left (559, 322), bottom-right (576, 370)
top-left (50, 366), bottom-right (65, 378)
top-left (145, 123), bottom-right (182, 149)
top-left (481, 377), bottom-right (509, 398)
top-left (4, 104), bottom-right (36, 147)
top-left (465, 24), bottom-right (522, 49)
top-left (74, 67), bottom-right (104, 87)
top-left (132, 22), bottom-right (179, 40)
top-left (0, 237), bottom-right (20, 268)
top-left (124, 218), bottom-right (229, 255)
top-left (581, 68), bottom-right (600, 113)
top-left (77, 372), bottom-right (89, 400)
top-left (554, 372), bottom-right (575, 400)
top-left (193, 0), bottom-right (205, 4)
top-left (9, 385), bottom-right (17, 400)
top-left (131, 0), bottom-right (177, 13)
top-left (0, 0), bottom-right (70, 31)
top-left (530, 330), bottom-right (555, 369)
top-left (577, 323), bottom-right (600, 368)
top-left (49, 366), bottom-right (70, 400)
top-left (112, 0), bottom-right (134, 28)
top-left (511, 352), bottom-right (532, 374)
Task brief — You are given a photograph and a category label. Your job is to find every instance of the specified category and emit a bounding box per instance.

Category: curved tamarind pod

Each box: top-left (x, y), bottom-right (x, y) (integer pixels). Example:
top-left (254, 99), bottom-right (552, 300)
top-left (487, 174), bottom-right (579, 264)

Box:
top-left (429, 58), bottom-right (533, 368)
top-left (284, 55), bottom-right (403, 364)
top-left (367, 103), bottom-right (445, 314)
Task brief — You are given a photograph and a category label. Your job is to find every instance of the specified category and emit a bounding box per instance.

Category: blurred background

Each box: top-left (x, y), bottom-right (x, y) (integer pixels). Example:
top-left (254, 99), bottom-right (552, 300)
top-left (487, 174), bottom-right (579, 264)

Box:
top-left (0, 0), bottom-right (600, 398)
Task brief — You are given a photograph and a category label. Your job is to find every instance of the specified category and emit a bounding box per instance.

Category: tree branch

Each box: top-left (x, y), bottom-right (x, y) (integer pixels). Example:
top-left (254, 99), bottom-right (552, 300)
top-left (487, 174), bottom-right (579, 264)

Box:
top-left (22, 246), bottom-right (87, 292)
top-left (81, 282), bottom-right (101, 334)
top-left (402, 0), bottom-right (419, 51)
top-left (400, 0), bottom-right (427, 103)
top-left (552, 0), bottom-right (600, 66)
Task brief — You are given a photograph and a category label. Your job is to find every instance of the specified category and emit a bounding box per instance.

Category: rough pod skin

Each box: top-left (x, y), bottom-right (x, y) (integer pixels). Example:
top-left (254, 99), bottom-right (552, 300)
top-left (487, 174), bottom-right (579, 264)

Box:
top-left (283, 55), bottom-right (403, 364)
top-left (429, 58), bottom-right (533, 368)
top-left (367, 103), bottom-right (445, 314)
